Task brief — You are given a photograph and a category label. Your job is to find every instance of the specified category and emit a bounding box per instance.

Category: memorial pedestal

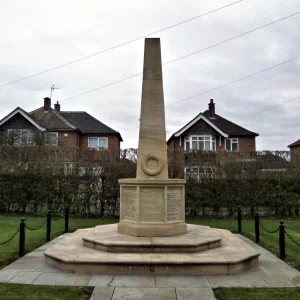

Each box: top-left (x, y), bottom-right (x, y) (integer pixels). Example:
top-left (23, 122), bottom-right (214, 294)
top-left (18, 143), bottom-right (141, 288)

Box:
top-left (118, 178), bottom-right (187, 237)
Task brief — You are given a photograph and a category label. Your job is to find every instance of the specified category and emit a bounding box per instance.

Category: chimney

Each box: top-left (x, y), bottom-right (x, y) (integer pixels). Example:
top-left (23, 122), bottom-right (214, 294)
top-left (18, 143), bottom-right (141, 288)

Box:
top-left (44, 97), bottom-right (51, 112)
top-left (54, 101), bottom-right (61, 112)
top-left (208, 99), bottom-right (215, 117)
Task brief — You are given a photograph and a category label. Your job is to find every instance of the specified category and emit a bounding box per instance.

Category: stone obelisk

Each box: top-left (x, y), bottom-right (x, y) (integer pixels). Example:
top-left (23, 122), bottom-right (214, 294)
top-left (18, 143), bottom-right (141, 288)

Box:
top-left (118, 38), bottom-right (187, 237)
top-left (136, 38), bottom-right (168, 179)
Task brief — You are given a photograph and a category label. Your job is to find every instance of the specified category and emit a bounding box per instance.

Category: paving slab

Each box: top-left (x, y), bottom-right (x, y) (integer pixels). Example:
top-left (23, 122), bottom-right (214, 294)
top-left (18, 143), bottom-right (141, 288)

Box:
top-left (207, 274), bottom-right (269, 288)
top-left (9, 271), bottom-right (41, 284)
top-left (261, 275), bottom-right (295, 287)
top-left (112, 287), bottom-right (176, 300)
top-left (176, 287), bottom-right (216, 300)
top-left (0, 270), bottom-right (20, 283)
top-left (90, 287), bottom-right (115, 300)
top-left (155, 275), bottom-right (210, 288)
top-left (31, 273), bottom-right (91, 286)
top-left (87, 274), bottom-right (115, 287)
top-left (290, 274), bottom-right (300, 287)
top-left (110, 275), bottom-right (155, 287)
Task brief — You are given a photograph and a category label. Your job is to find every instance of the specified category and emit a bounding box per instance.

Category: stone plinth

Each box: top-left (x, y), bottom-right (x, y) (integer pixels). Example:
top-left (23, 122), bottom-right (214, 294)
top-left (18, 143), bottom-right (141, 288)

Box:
top-left (117, 178), bottom-right (187, 237)
top-left (83, 224), bottom-right (222, 253)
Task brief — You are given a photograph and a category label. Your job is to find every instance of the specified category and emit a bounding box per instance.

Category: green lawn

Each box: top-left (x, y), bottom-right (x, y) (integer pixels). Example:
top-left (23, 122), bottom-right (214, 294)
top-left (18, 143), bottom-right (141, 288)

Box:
top-left (0, 283), bottom-right (92, 300)
top-left (0, 215), bottom-right (118, 268)
top-left (188, 218), bottom-right (300, 271)
top-left (214, 287), bottom-right (300, 300)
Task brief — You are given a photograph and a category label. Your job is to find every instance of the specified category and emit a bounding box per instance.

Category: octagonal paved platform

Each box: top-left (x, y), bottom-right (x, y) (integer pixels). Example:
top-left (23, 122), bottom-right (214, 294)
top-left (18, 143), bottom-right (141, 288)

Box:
top-left (44, 224), bottom-right (260, 275)
top-left (82, 223), bottom-right (222, 253)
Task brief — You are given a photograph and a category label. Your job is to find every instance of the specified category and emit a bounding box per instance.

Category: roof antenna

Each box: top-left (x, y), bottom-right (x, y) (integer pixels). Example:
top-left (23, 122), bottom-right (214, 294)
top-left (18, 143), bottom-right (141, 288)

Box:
top-left (50, 84), bottom-right (59, 99)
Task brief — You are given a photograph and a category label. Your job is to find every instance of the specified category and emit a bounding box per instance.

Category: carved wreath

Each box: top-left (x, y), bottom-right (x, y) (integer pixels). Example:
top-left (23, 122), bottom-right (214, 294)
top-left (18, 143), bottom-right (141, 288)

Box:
top-left (141, 153), bottom-right (164, 176)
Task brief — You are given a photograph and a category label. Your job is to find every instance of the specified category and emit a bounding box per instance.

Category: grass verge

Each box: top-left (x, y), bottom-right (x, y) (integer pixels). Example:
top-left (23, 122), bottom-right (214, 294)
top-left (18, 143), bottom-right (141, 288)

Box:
top-left (214, 287), bottom-right (300, 300)
top-left (0, 283), bottom-right (92, 300)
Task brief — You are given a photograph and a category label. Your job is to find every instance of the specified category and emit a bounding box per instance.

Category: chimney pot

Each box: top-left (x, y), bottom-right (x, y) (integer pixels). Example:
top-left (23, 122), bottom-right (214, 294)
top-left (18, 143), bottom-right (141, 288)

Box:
top-left (208, 99), bottom-right (215, 117)
top-left (44, 97), bottom-right (51, 111)
top-left (54, 101), bottom-right (61, 112)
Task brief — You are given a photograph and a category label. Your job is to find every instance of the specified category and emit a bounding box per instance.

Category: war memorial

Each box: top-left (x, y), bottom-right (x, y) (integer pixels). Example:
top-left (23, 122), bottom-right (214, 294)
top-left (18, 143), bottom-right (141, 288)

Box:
top-left (44, 38), bottom-right (260, 275)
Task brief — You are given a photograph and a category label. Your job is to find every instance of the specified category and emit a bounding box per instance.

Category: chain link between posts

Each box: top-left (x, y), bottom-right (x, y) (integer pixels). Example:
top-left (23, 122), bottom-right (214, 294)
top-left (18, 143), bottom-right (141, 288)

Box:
top-left (259, 221), bottom-right (280, 234)
top-left (285, 230), bottom-right (300, 247)
top-left (25, 219), bottom-right (47, 231)
top-left (0, 228), bottom-right (20, 246)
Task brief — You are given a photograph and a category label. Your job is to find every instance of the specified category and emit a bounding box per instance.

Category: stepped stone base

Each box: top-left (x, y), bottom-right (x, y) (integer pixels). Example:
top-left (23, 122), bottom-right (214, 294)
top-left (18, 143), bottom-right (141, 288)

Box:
top-left (83, 223), bottom-right (221, 253)
top-left (44, 224), bottom-right (260, 275)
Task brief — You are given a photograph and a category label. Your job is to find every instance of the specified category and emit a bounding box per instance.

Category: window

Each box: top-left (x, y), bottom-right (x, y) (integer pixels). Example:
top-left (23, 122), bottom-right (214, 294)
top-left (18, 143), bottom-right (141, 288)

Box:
top-left (88, 137), bottom-right (108, 149)
top-left (7, 129), bottom-right (34, 145)
top-left (225, 138), bottom-right (239, 151)
top-left (45, 132), bottom-right (58, 146)
top-left (185, 136), bottom-right (216, 151)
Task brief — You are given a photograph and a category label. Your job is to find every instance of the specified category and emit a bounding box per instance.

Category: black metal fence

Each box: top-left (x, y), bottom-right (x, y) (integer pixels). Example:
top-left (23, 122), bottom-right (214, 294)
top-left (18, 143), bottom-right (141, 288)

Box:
top-left (0, 206), bottom-right (70, 257)
top-left (237, 208), bottom-right (300, 260)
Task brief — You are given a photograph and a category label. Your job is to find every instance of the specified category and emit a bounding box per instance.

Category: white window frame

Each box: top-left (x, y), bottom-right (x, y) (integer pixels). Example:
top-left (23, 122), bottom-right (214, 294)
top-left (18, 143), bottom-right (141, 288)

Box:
top-left (7, 129), bottom-right (34, 145)
top-left (45, 132), bottom-right (58, 146)
top-left (184, 135), bottom-right (216, 151)
top-left (88, 137), bottom-right (108, 150)
top-left (225, 138), bottom-right (239, 151)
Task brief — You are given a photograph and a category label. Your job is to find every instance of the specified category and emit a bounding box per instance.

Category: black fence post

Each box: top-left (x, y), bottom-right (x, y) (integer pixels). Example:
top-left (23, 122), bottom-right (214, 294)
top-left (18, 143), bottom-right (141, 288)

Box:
top-left (279, 220), bottom-right (286, 260)
top-left (238, 206), bottom-right (242, 234)
top-left (255, 212), bottom-right (260, 244)
top-left (65, 205), bottom-right (69, 233)
top-left (19, 218), bottom-right (25, 257)
top-left (46, 209), bottom-right (51, 242)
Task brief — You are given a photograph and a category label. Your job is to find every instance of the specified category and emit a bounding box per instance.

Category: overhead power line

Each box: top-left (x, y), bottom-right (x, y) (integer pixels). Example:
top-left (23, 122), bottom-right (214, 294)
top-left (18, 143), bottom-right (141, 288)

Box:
top-left (0, 0), bottom-right (244, 88)
top-left (236, 95), bottom-right (300, 122)
top-left (60, 10), bottom-right (300, 103)
top-left (108, 54), bottom-right (300, 125)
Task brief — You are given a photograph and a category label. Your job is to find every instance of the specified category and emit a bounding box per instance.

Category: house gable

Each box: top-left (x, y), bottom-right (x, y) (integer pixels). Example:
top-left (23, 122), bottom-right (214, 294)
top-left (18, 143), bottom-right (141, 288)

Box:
top-left (183, 118), bottom-right (220, 137)
top-left (173, 114), bottom-right (228, 138)
top-left (0, 107), bottom-right (45, 131)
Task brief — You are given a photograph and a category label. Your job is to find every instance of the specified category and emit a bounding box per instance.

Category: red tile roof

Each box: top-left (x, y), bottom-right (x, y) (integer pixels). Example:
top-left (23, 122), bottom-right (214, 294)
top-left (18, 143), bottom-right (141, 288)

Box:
top-left (288, 139), bottom-right (300, 147)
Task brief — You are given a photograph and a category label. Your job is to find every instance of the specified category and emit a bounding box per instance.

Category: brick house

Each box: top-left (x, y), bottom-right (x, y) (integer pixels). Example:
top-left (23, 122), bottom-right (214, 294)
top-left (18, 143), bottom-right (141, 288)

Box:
top-left (288, 139), bottom-right (300, 165)
top-left (167, 99), bottom-right (258, 152)
top-left (0, 97), bottom-right (123, 152)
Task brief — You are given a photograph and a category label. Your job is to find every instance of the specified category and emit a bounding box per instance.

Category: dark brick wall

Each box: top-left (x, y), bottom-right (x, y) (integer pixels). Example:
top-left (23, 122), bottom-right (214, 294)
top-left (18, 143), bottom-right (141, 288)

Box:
top-left (58, 132), bottom-right (79, 147)
top-left (238, 137), bottom-right (256, 152)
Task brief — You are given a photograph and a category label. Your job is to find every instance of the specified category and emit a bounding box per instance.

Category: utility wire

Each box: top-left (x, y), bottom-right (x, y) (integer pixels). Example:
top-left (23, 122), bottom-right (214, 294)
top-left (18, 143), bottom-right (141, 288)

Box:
top-left (108, 54), bottom-right (300, 125)
top-left (60, 10), bottom-right (300, 103)
top-left (0, 0), bottom-right (244, 88)
top-left (236, 95), bottom-right (300, 122)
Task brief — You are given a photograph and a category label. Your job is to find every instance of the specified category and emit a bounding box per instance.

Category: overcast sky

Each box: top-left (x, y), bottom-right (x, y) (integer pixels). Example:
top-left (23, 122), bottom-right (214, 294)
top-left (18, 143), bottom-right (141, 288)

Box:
top-left (1, 0), bottom-right (300, 150)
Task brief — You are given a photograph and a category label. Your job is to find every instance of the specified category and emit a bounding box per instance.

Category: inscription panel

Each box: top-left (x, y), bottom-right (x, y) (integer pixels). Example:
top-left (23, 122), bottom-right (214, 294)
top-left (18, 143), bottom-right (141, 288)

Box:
top-left (123, 187), bottom-right (137, 221)
top-left (167, 187), bottom-right (182, 221)
top-left (140, 187), bottom-right (164, 222)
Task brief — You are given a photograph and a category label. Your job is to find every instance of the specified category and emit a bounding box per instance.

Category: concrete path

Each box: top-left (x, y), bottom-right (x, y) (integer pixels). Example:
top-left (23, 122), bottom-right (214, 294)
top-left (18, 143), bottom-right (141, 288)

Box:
top-left (1, 234), bottom-right (299, 300)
